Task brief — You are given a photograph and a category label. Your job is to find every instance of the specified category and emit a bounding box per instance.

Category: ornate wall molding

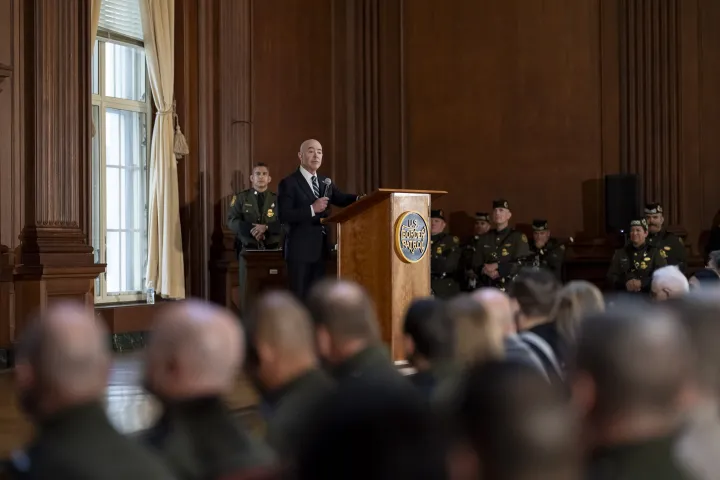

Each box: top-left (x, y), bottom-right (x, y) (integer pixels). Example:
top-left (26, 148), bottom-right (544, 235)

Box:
top-left (17, 0), bottom-right (96, 267)
top-left (10, 0), bottom-right (104, 343)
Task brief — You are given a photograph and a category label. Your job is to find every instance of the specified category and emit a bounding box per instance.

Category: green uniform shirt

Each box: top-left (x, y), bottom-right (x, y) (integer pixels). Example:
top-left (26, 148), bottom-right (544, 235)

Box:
top-left (7, 402), bottom-right (175, 480)
top-left (647, 229), bottom-right (687, 273)
top-left (530, 238), bottom-right (566, 279)
top-left (476, 227), bottom-right (531, 289)
top-left (587, 434), bottom-right (693, 480)
top-left (227, 188), bottom-right (281, 250)
top-left (431, 232), bottom-right (461, 298)
top-left (264, 368), bottom-right (335, 459)
top-left (607, 242), bottom-right (667, 293)
top-left (142, 396), bottom-right (276, 480)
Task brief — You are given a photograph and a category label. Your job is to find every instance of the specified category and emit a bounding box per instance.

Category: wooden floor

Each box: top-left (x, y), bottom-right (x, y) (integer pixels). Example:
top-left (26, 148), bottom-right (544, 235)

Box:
top-left (0, 353), bottom-right (261, 458)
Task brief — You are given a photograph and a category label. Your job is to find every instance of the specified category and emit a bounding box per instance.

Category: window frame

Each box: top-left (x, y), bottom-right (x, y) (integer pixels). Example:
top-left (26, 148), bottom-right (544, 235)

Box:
top-left (92, 33), bottom-right (153, 304)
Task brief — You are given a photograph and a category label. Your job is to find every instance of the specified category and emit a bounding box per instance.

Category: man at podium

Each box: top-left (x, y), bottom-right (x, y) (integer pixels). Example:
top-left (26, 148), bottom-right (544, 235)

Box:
top-left (278, 139), bottom-right (360, 300)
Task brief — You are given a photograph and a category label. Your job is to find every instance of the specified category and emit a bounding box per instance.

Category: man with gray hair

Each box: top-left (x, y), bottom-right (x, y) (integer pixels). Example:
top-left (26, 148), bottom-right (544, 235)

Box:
top-left (142, 300), bottom-right (275, 480)
top-left (307, 279), bottom-right (410, 391)
top-left (8, 302), bottom-right (176, 479)
top-left (471, 288), bottom-right (547, 380)
top-left (651, 265), bottom-right (690, 301)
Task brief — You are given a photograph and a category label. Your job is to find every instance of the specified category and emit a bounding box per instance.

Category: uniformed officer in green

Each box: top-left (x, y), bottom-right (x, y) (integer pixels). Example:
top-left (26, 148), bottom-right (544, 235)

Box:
top-left (462, 213), bottom-right (491, 290)
top-left (644, 202), bottom-right (687, 273)
top-left (477, 199), bottom-right (531, 291)
top-left (430, 209), bottom-right (461, 299)
top-left (529, 219), bottom-right (565, 280)
top-left (607, 219), bottom-right (667, 294)
top-left (227, 163), bottom-right (282, 312)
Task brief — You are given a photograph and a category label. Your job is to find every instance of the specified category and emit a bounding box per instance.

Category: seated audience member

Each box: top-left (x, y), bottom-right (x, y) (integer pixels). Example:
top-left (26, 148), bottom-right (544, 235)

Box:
top-left (452, 361), bottom-right (580, 480)
top-left (664, 293), bottom-right (720, 480)
top-left (296, 379), bottom-right (446, 480)
top-left (433, 295), bottom-right (505, 409)
top-left (689, 268), bottom-right (720, 290)
top-left (246, 291), bottom-right (335, 461)
top-left (471, 288), bottom-right (547, 379)
top-left (508, 268), bottom-right (564, 381)
top-left (143, 300), bottom-right (276, 480)
top-left (652, 265), bottom-right (690, 300)
top-left (552, 281), bottom-right (605, 363)
top-left (306, 280), bottom-right (410, 390)
top-left (447, 295), bottom-right (504, 366)
top-left (707, 250), bottom-right (720, 273)
top-left (402, 298), bottom-right (456, 399)
top-left (570, 304), bottom-right (694, 479)
top-left (8, 302), bottom-right (176, 480)
top-left (607, 218), bottom-right (667, 294)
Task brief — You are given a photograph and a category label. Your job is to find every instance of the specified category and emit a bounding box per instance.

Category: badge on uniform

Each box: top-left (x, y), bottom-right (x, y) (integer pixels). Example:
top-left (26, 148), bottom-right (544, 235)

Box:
top-left (644, 257), bottom-right (651, 262)
top-left (640, 262), bottom-right (647, 270)
top-left (267, 209), bottom-right (274, 218)
top-left (230, 195), bottom-right (236, 207)
top-left (660, 250), bottom-right (667, 258)
top-left (453, 236), bottom-right (459, 244)
top-left (436, 247), bottom-right (442, 254)
top-left (664, 246), bottom-right (671, 250)
top-left (521, 234), bottom-right (528, 243)
top-left (501, 248), bottom-right (509, 257)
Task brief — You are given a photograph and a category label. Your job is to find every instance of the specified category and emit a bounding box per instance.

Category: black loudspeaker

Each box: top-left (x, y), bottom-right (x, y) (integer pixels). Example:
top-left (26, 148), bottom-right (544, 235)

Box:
top-left (605, 174), bottom-right (642, 234)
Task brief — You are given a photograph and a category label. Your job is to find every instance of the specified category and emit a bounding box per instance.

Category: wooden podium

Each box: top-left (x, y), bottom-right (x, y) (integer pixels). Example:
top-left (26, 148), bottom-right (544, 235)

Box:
top-left (324, 189), bottom-right (446, 360)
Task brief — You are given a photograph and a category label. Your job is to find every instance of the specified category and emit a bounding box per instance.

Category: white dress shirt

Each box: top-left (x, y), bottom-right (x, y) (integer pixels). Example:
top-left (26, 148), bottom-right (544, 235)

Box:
top-left (299, 166), bottom-right (320, 217)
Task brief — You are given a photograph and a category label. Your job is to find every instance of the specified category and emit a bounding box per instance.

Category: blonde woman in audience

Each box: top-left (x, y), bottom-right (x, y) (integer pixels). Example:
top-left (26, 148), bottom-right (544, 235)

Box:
top-left (448, 295), bottom-right (505, 366)
top-left (553, 280), bottom-right (605, 362)
top-left (433, 295), bottom-right (505, 409)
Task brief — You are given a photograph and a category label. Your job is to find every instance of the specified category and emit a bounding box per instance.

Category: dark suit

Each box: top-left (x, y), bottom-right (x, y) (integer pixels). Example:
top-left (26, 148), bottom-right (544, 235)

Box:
top-left (277, 168), bottom-right (356, 299)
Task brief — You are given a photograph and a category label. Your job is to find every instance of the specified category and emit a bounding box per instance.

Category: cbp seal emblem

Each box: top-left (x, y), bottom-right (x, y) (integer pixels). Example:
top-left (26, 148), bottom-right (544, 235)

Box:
top-left (394, 211), bottom-right (429, 263)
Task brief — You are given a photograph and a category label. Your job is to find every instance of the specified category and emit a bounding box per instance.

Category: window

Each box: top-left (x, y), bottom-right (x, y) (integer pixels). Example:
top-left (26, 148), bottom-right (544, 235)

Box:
top-left (92, 28), bottom-right (151, 303)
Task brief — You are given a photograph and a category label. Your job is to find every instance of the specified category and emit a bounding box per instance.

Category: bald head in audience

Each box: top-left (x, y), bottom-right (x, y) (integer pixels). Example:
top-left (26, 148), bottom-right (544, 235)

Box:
top-left (472, 288), bottom-right (515, 335)
top-left (250, 291), bottom-right (319, 390)
top-left (15, 302), bottom-right (111, 419)
top-left (144, 299), bottom-right (243, 401)
top-left (571, 303), bottom-right (693, 447)
top-left (307, 279), bottom-right (380, 365)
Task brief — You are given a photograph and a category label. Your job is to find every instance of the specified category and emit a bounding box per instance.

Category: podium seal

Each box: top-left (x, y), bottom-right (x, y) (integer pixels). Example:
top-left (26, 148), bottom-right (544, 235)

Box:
top-left (394, 211), bottom-right (429, 263)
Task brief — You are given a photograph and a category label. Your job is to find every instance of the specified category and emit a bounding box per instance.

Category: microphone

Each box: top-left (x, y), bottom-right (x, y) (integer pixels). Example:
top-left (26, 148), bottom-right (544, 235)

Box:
top-left (323, 178), bottom-right (332, 198)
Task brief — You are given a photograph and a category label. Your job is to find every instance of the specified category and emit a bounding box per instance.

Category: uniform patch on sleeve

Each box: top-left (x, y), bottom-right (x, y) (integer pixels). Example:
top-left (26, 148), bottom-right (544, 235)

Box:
top-left (230, 195), bottom-right (236, 206)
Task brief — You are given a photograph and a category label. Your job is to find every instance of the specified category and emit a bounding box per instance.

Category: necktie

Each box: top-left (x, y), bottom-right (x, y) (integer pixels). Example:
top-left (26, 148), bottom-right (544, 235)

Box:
top-left (312, 176), bottom-right (320, 198)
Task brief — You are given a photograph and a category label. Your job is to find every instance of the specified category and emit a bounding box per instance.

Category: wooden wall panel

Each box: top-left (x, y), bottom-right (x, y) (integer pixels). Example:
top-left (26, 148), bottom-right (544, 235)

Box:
top-left (403, 0), bottom-right (604, 239)
top-left (251, 0), bottom-right (334, 179)
top-left (174, 0), bottom-right (720, 305)
top-left (0, 0), bottom-right (14, 252)
top-left (698, 0), bottom-right (720, 240)
top-left (618, 0), bottom-right (682, 224)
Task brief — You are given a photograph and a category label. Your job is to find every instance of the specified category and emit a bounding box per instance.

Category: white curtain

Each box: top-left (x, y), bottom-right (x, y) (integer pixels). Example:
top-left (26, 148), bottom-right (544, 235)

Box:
top-left (140, 0), bottom-right (185, 299)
